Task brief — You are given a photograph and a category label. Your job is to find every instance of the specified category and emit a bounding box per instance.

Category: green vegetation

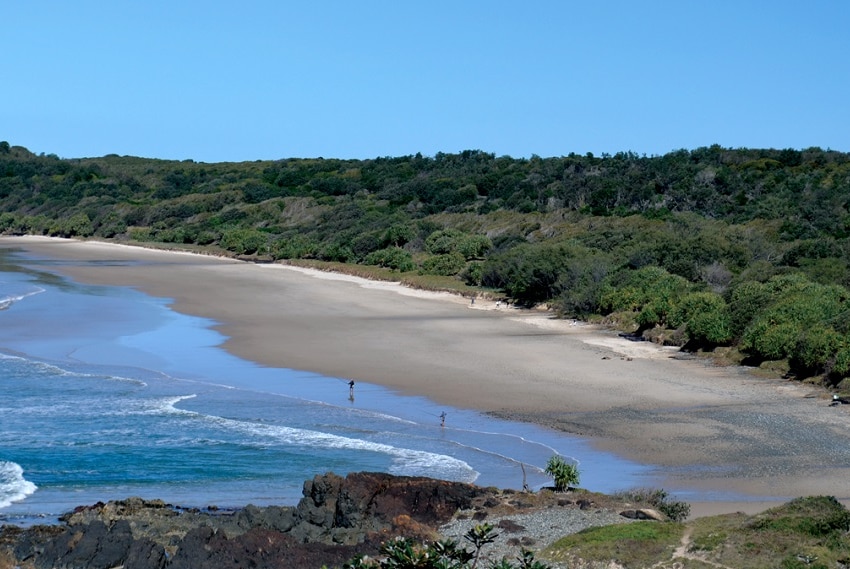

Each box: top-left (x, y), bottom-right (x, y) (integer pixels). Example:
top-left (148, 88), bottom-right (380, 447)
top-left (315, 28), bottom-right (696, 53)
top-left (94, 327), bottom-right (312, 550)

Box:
top-left (544, 521), bottom-right (683, 568)
top-left (685, 496), bottom-right (850, 569)
top-left (333, 495), bottom-right (850, 568)
top-left (343, 523), bottom-right (552, 569)
top-left (544, 455), bottom-right (580, 492)
top-left (541, 496), bottom-right (850, 568)
top-left (612, 488), bottom-right (691, 522)
top-left (4, 142), bottom-right (850, 386)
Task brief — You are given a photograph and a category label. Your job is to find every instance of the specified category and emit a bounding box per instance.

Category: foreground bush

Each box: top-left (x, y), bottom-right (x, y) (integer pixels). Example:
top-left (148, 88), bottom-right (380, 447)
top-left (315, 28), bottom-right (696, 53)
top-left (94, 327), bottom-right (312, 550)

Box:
top-left (343, 524), bottom-right (552, 569)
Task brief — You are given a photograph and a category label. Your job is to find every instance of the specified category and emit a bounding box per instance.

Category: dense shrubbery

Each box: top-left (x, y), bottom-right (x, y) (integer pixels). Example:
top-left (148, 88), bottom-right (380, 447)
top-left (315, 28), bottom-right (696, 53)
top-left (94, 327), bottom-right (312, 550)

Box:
top-left (364, 247), bottom-right (416, 272)
top-left (3, 142), bottom-right (850, 384)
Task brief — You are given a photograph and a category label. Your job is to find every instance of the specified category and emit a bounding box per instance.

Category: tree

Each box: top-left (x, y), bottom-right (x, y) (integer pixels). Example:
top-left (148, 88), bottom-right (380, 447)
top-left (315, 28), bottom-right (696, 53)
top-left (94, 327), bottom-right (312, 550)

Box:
top-left (544, 455), bottom-right (580, 491)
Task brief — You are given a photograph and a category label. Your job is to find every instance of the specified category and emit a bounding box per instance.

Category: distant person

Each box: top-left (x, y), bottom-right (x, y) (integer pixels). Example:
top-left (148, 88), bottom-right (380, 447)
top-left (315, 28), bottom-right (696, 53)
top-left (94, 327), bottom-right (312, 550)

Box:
top-left (349, 380), bottom-right (355, 399)
top-left (440, 411), bottom-right (446, 427)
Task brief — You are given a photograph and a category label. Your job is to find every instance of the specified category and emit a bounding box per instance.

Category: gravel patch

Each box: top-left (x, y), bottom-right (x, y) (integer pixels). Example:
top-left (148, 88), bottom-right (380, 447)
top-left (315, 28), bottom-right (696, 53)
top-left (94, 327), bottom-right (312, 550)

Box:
top-left (438, 504), bottom-right (634, 567)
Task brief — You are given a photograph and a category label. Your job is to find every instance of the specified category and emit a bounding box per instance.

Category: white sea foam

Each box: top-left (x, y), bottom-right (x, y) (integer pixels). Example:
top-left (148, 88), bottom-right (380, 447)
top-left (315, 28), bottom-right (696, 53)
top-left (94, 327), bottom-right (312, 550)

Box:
top-left (0, 352), bottom-right (147, 386)
top-left (0, 285), bottom-right (45, 310)
top-left (0, 461), bottom-right (37, 509)
top-left (162, 397), bottom-right (478, 483)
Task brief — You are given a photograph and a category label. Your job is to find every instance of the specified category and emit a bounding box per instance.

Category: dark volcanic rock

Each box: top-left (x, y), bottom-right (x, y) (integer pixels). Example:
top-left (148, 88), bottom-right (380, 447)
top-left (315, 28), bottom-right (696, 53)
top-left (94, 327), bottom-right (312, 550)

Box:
top-left (290, 471), bottom-right (482, 543)
top-left (0, 472), bottom-right (488, 569)
top-left (124, 537), bottom-right (168, 569)
top-left (167, 526), bottom-right (379, 569)
top-left (35, 520), bottom-right (135, 569)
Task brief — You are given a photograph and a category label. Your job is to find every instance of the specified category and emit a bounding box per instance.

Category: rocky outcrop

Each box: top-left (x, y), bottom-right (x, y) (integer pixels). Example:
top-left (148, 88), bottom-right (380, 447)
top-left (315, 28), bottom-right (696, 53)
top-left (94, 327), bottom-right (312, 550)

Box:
top-left (0, 472), bottom-right (487, 569)
top-left (619, 508), bottom-right (666, 521)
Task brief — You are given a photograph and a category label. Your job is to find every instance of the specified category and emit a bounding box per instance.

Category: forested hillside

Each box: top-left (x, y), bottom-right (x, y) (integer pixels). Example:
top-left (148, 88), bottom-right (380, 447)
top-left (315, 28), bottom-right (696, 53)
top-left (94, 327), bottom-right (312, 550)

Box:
top-left (3, 140), bottom-right (850, 387)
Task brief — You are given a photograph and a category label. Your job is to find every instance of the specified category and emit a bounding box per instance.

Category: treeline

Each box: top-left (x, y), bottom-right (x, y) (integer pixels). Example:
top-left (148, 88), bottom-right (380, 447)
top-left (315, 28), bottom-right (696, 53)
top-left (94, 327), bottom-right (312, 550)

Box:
top-left (2, 140), bottom-right (850, 386)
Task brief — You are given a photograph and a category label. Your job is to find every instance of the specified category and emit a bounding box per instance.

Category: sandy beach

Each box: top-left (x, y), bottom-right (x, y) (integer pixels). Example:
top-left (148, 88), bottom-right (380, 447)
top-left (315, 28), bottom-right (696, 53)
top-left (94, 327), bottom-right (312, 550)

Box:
top-left (4, 236), bottom-right (850, 517)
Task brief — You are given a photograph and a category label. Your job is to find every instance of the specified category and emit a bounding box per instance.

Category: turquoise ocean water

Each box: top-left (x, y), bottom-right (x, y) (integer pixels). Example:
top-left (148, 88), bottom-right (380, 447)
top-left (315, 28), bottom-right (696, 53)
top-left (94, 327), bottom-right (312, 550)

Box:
top-left (0, 247), bottom-right (654, 526)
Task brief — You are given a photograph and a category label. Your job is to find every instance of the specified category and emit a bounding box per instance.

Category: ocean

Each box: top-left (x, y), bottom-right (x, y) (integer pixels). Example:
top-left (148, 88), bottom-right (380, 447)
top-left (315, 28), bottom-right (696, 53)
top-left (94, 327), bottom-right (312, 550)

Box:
top-left (0, 246), bottom-right (653, 526)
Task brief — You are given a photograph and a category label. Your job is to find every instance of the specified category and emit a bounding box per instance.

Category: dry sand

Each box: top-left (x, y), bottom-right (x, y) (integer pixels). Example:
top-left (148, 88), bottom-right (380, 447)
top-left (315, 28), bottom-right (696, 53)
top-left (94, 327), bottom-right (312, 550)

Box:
top-left (4, 236), bottom-right (850, 517)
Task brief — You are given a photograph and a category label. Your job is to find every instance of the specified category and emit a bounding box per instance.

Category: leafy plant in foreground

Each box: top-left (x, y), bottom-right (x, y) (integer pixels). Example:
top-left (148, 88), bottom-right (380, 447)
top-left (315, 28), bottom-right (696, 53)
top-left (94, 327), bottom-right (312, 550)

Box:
top-left (342, 523), bottom-right (552, 569)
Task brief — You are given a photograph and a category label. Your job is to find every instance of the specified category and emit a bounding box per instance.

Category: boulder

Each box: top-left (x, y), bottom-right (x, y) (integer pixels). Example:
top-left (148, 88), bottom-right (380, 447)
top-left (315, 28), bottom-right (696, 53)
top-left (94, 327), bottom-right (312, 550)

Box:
top-left (619, 508), bottom-right (666, 521)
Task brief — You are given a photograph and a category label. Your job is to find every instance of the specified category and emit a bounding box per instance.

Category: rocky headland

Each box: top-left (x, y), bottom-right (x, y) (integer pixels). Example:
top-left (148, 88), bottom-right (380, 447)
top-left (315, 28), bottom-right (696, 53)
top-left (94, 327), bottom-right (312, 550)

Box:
top-left (0, 472), bottom-right (657, 569)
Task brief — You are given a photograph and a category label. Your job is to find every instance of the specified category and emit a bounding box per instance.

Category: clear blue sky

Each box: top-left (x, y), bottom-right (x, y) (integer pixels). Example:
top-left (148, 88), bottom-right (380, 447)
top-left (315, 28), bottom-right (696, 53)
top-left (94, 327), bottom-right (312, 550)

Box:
top-left (4, 1), bottom-right (848, 162)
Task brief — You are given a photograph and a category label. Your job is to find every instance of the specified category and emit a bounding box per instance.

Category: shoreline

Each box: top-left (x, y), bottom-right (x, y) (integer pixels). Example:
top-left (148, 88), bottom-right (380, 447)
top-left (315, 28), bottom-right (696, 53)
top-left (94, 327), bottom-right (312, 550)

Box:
top-left (3, 236), bottom-right (850, 518)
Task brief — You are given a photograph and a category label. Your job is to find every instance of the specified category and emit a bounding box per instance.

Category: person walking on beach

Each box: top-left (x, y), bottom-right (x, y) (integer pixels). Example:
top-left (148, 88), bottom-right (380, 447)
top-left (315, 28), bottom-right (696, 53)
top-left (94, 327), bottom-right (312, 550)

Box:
top-left (439, 411), bottom-right (446, 428)
top-left (348, 380), bottom-right (355, 400)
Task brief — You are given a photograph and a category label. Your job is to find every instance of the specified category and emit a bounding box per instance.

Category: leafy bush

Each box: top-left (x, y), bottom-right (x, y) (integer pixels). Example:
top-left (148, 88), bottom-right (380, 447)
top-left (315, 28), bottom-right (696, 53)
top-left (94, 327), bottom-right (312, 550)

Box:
top-left (420, 252), bottom-right (466, 276)
top-left (425, 228), bottom-right (465, 255)
top-left (317, 242), bottom-right (354, 263)
top-left (670, 291), bottom-right (732, 346)
top-left (544, 455), bottom-right (580, 491)
top-left (739, 274), bottom-right (850, 371)
top-left (270, 235), bottom-right (317, 260)
top-left (219, 228), bottom-right (268, 255)
top-left (364, 247), bottom-right (416, 272)
top-left (481, 243), bottom-right (585, 306)
top-left (383, 224), bottom-right (414, 247)
top-left (612, 488), bottom-right (691, 522)
top-left (344, 523), bottom-right (552, 569)
top-left (461, 261), bottom-right (484, 286)
top-left (457, 234), bottom-right (493, 260)
top-left (598, 266), bottom-right (692, 329)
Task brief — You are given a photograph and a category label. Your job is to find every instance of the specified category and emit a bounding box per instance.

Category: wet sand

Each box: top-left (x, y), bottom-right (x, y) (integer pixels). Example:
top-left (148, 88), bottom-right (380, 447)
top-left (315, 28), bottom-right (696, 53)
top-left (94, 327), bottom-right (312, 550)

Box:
top-left (4, 236), bottom-right (850, 517)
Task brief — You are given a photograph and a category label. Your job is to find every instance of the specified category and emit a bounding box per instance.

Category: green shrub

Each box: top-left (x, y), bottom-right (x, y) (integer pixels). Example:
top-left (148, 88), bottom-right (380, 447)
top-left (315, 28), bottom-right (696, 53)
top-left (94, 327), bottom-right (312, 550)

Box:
top-left (460, 261), bottom-right (484, 286)
top-left (457, 234), bottom-right (492, 260)
top-left (544, 455), bottom-right (580, 491)
top-left (739, 274), bottom-right (850, 371)
top-left (343, 523), bottom-right (552, 569)
top-left (612, 488), bottom-right (691, 522)
top-left (425, 228), bottom-right (465, 254)
top-left (317, 242), bottom-right (354, 263)
top-left (419, 252), bottom-right (466, 276)
top-left (270, 235), bottom-right (317, 259)
top-left (219, 228), bottom-right (268, 255)
top-left (599, 266), bottom-right (692, 329)
top-left (364, 247), bottom-right (416, 272)
top-left (671, 291), bottom-right (732, 346)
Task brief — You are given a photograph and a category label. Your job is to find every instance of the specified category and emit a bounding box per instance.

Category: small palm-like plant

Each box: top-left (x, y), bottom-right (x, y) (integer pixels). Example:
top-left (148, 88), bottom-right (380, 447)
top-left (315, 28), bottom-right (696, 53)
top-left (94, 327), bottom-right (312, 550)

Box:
top-left (544, 455), bottom-right (580, 492)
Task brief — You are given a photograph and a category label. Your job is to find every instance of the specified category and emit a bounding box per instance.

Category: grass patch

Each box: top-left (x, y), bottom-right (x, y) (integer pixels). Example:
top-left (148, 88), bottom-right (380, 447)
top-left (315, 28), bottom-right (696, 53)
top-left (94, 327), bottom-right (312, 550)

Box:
top-left (686, 497), bottom-right (850, 569)
top-left (542, 521), bottom-right (683, 567)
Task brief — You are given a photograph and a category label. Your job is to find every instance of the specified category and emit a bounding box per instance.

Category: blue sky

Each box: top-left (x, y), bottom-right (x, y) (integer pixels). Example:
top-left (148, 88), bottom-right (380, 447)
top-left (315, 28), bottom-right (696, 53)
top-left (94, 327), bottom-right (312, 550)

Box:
top-left (4, 1), bottom-right (848, 162)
